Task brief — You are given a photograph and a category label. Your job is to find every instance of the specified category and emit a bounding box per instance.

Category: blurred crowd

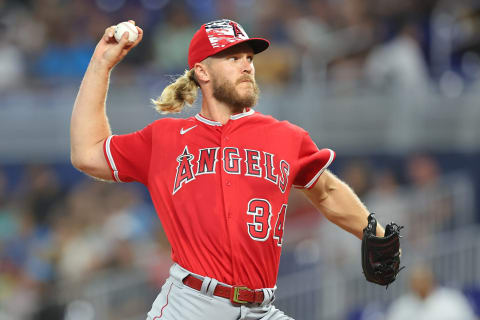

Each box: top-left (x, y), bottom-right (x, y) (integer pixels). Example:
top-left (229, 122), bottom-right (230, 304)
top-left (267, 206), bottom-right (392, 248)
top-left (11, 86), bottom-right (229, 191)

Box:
top-left (0, 0), bottom-right (480, 96)
top-left (0, 152), bottom-right (476, 319)
top-left (351, 264), bottom-right (478, 320)
top-left (282, 153), bottom-right (478, 320)
top-left (282, 153), bottom-right (475, 273)
top-left (0, 165), bottom-right (171, 319)
top-left (384, 264), bottom-right (476, 320)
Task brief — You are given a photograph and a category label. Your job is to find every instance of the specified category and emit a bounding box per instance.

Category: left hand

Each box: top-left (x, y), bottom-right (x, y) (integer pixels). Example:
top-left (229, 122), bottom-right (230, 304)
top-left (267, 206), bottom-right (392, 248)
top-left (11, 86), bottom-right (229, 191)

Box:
top-left (361, 213), bottom-right (404, 286)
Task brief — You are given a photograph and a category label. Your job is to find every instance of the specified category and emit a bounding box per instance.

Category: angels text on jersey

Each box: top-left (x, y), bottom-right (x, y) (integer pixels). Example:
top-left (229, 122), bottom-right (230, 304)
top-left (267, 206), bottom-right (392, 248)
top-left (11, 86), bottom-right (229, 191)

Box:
top-left (173, 145), bottom-right (290, 195)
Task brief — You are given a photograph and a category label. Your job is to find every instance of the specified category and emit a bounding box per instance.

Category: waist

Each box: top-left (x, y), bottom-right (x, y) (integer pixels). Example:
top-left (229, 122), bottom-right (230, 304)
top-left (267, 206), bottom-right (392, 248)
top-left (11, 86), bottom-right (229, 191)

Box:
top-left (169, 244), bottom-right (281, 288)
top-left (169, 263), bottom-right (276, 306)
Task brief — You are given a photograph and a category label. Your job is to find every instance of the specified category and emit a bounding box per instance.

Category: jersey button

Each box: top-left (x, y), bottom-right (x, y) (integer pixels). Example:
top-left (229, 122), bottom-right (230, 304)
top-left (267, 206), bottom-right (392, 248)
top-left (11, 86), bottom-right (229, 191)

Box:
top-left (225, 136), bottom-right (230, 141)
top-left (226, 180), bottom-right (231, 186)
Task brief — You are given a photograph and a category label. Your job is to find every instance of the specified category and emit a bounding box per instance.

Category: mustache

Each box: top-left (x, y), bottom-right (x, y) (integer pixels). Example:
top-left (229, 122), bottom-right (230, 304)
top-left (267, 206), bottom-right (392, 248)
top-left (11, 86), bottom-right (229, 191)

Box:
top-left (236, 75), bottom-right (255, 85)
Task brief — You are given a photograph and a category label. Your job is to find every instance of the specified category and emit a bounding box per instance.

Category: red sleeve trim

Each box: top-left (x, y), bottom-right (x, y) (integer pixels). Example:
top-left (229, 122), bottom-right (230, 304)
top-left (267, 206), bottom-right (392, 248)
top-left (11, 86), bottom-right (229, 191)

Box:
top-left (103, 135), bottom-right (123, 183)
top-left (294, 148), bottom-right (336, 190)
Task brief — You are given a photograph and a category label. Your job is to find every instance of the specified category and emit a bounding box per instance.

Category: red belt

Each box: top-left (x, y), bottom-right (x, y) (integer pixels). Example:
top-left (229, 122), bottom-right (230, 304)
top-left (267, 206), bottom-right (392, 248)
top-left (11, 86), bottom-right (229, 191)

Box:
top-left (183, 275), bottom-right (264, 305)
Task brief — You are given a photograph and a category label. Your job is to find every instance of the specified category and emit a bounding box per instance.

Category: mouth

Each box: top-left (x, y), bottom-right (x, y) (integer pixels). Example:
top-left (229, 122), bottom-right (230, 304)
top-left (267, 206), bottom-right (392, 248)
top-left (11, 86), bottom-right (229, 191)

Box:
top-left (238, 80), bottom-right (253, 85)
top-left (237, 77), bottom-right (254, 85)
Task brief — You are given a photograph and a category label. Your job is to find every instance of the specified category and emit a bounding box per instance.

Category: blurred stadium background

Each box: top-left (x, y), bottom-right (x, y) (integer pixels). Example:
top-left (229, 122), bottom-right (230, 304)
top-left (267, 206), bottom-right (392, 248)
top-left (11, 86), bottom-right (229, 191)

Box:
top-left (1, 0), bottom-right (480, 319)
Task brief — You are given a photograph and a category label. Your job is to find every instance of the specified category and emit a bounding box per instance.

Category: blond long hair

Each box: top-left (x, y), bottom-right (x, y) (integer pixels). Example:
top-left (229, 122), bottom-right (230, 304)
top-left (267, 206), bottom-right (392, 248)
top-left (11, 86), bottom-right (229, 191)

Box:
top-left (152, 69), bottom-right (199, 114)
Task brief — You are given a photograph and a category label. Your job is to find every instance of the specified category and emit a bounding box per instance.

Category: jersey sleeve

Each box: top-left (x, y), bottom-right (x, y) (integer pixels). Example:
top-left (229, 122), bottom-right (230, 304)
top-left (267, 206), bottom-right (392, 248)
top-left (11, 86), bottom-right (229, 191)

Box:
top-left (103, 124), bottom-right (153, 185)
top-left (293, 132), bottom-right (335, 189)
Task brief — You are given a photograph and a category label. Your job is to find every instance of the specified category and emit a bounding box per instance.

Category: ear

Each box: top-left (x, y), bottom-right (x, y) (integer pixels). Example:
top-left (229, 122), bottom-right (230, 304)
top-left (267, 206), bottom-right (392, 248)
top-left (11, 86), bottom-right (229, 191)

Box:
top-left (194, 62), bottom-right (210, 83)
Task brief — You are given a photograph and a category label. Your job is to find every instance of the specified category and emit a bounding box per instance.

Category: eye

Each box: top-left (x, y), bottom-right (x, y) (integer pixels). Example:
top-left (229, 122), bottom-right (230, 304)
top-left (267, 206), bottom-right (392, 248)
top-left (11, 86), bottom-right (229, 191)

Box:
top-left (228, 56), bottom-right (238, 61)
top-left (247, 56), bottom-right (254, 62)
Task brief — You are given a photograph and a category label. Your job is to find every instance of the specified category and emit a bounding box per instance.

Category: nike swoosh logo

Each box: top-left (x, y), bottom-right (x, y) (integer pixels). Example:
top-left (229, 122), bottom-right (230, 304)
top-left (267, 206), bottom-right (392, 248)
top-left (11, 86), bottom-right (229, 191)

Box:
top-left (180, 125), bottom-right (197, 135)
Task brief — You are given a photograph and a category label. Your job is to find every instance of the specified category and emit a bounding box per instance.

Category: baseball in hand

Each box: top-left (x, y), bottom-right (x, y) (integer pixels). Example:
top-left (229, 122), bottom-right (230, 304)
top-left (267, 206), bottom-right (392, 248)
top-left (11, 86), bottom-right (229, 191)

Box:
top-left (114, 21), bottom-right (138, 43)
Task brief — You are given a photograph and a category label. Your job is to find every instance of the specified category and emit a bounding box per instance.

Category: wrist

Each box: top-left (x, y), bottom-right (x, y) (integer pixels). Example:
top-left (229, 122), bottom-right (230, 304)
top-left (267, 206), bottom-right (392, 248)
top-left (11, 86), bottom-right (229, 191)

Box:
top-left (89, 57), bottom-right (113, 75)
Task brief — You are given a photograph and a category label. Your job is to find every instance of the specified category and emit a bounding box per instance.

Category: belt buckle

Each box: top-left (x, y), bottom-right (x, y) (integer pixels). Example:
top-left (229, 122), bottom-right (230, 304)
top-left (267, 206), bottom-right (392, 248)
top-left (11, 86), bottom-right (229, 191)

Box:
top-left (231, 286), bottom-right (250, 304)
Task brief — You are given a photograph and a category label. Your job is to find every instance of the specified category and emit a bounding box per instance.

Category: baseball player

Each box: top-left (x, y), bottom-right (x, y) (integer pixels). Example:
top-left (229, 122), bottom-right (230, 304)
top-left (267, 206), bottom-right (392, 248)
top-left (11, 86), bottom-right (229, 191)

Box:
top-left (70, 19), bottom-right (388, 320)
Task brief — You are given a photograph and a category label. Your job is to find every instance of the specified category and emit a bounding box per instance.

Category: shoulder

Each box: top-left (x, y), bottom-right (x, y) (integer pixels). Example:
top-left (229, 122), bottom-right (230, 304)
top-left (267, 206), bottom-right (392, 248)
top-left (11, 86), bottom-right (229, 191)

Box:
top-left (149, 116), bottom-right (197, 129)
top-left (251, 112), bottom-right (308, 135)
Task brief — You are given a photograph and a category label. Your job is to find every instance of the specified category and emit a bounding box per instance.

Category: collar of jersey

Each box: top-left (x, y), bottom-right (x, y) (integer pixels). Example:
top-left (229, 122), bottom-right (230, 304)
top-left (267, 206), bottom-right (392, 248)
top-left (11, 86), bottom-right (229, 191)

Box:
top-left (195, 108), bottom-right (254, 126)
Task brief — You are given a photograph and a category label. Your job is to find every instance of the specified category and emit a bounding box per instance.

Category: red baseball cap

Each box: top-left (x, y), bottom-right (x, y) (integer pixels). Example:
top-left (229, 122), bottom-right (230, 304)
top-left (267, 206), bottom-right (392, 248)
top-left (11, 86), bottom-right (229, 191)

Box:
top-left (188, 19), bottom-right (270, 69)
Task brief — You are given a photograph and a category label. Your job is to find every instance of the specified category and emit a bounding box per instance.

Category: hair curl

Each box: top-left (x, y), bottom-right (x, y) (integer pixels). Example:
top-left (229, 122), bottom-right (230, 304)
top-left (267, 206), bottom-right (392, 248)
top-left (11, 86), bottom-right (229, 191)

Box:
top-left (151, 69), bottom-right (199, 114)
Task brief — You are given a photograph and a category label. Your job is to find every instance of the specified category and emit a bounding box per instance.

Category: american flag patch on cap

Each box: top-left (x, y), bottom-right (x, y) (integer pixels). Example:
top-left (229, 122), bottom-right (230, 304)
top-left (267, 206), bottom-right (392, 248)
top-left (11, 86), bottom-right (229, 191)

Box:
top-left (204, 19), bottom-right (249, 48)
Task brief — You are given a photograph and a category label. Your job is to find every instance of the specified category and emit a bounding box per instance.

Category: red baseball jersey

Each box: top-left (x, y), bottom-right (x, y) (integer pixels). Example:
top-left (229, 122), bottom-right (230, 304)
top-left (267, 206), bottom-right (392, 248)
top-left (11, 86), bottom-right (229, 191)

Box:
top-left (103, 109), bottom-right (335, 289)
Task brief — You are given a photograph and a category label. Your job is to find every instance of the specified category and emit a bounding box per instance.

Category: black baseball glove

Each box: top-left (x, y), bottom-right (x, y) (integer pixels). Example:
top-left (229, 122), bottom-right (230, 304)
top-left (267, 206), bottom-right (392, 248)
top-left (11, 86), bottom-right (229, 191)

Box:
top-left (361, 213), bottom-right (403, 286)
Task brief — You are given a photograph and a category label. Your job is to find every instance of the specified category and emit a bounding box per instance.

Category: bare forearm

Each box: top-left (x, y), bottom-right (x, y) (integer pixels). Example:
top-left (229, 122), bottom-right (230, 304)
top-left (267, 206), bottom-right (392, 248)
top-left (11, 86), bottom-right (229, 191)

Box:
top-left (70, 60), bottom-right (112, 166)
top-left (303, 171), bottom-right (385, 239)
top-left (69, 22), bottom-right (143, 179)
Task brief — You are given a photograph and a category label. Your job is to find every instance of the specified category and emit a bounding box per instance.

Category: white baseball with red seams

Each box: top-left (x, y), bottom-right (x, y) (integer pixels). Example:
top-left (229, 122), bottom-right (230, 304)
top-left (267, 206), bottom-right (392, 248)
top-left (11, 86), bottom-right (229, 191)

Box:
top-left (114, 21), bottom-right (138, 43)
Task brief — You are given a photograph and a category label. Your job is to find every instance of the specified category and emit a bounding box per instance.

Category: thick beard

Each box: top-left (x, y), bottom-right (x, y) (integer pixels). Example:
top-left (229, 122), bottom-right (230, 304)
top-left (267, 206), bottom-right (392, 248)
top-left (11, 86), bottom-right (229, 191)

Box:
top-left (212, 75), bottom-right (260, 114)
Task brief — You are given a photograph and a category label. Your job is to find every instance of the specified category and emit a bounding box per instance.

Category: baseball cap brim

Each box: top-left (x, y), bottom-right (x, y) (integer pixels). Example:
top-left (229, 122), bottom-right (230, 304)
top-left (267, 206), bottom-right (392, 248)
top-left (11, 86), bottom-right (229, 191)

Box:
top-left (233, 38), bottom-right (270, 55)
top-left (202, 38), bottom-right (270, 64)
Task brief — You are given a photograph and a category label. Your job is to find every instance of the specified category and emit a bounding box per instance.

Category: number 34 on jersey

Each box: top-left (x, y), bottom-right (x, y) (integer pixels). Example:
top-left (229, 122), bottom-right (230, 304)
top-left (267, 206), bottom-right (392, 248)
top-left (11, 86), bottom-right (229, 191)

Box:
top-left (246, 198), bottom-right (287, 247)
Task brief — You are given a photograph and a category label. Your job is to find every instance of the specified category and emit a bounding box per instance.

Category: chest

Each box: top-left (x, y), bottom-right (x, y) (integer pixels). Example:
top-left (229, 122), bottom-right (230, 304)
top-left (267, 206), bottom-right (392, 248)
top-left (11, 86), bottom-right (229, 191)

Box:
top-left (151, 123), bottom-right (298, 195)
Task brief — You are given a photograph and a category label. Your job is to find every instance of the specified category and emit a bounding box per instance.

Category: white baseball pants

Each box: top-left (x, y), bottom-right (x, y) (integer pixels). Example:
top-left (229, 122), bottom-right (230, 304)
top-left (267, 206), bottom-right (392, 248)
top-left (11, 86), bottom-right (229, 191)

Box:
top-left (146, 263), bottom-right (294, 320)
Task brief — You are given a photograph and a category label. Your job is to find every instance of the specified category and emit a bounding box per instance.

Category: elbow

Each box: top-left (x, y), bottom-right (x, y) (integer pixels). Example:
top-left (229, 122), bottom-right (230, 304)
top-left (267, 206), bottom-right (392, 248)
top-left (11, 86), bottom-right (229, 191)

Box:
top-left (70, 139), bottom-right (111, 181)
top-left (316, 171), bottom-right (338, 203)
top-left (70, 149), bottom-right (96, 174)
top-left (71, 152), bottom-right (88, 172)
top-left (70, 141), bottom-right (83, 170)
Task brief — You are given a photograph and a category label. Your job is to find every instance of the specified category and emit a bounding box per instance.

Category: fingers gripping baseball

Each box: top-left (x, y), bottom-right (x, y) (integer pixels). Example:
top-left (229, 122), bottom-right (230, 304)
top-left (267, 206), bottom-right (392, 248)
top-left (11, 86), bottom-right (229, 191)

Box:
top-left (94, 20), bottom-right (143, 70)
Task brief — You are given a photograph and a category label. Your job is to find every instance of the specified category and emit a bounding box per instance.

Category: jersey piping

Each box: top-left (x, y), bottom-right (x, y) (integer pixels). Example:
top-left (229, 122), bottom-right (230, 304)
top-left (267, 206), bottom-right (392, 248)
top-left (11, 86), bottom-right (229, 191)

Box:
top-left (195, 109), bottom-right (254, 126)
top-left (105, 135), bottom-right (123, 182)
top-left (194, 114), bottom-right (222, 126)
top-left (230, 108), bottom-right (254, 119)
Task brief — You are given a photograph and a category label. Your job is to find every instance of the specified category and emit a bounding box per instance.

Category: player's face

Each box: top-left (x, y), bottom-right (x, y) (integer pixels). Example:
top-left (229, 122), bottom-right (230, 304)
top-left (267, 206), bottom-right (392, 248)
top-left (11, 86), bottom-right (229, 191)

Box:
top-left (208, 44), bottom-right (259, 113)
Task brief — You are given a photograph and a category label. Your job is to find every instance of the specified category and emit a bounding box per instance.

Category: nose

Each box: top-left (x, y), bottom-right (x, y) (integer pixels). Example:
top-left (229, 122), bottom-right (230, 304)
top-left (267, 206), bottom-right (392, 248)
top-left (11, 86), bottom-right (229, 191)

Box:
top-left (241, 57), bottom-right (253, 74)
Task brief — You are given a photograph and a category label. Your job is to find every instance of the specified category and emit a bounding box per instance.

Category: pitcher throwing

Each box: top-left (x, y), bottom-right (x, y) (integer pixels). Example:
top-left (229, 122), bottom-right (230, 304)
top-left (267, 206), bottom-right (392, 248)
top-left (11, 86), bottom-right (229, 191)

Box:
top-left (70, 18), bottom-right (401, 320)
